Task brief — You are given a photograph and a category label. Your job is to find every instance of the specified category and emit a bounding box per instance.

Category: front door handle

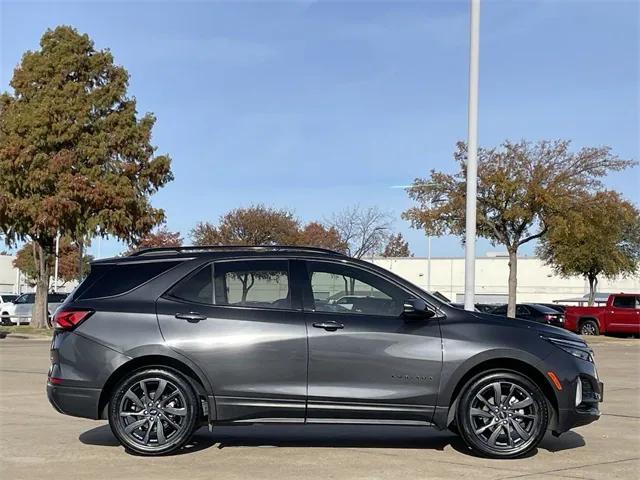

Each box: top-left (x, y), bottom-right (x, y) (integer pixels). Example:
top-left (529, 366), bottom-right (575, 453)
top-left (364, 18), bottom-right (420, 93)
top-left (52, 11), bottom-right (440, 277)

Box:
top-left (175, 312), bottom-right (207, 322)
top-left (312, 321), bottom-right (344, 331)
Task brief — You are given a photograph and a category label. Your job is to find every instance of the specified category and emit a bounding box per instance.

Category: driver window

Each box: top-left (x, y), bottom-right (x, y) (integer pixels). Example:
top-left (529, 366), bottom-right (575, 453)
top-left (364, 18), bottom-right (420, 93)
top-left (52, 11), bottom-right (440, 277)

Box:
top-left (307, 262), bottom-right (407, 317)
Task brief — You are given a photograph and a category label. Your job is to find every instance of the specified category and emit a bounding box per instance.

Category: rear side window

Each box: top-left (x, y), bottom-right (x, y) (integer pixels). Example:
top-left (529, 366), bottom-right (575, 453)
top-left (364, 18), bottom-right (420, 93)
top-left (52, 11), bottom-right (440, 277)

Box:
top-left (77, 261), bottom-right (178, 299)
top-left (167, 260), bottom-right (291, 310)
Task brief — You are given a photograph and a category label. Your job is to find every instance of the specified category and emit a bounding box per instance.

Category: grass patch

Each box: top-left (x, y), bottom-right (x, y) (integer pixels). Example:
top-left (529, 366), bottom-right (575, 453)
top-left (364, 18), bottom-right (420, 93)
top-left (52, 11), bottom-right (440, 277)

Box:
top-left (0, 325), bottom-right (53, 337)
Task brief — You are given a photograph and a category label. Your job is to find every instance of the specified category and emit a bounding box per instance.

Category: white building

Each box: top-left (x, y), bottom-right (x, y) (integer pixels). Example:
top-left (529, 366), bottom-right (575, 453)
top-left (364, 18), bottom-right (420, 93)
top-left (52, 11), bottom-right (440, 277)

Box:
top-left (370, 254), bottom-right (640, 304)
top-left (0, 255), bottom-right (19, 293)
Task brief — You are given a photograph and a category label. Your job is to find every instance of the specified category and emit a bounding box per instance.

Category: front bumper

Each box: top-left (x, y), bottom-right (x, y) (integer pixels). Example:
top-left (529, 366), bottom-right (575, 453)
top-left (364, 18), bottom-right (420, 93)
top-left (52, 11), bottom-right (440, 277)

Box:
top-left (554, 377), bottom-right (603, 433)
top-left (548, 349), bottom-right (603, 434)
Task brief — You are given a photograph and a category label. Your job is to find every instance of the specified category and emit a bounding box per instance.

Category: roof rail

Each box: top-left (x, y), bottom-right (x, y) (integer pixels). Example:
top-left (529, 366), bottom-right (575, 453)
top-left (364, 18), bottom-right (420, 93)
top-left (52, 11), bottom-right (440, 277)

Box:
top-left (128, 245), bottom-right (348, 258)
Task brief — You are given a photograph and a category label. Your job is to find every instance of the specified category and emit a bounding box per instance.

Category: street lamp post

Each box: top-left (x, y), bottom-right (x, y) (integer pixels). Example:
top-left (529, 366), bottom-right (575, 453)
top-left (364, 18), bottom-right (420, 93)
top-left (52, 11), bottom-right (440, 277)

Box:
top-left (54, 232), bottom-right (60, 292)
top-left (464, 0), bottom-right (480, 311)
top-left (427, 234), bottom-right (432, 292)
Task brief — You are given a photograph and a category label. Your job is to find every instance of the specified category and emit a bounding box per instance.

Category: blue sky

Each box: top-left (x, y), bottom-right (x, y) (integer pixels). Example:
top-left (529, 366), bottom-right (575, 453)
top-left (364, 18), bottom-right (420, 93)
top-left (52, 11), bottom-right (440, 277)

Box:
top-left (1, 0), bottom-right (638, 258)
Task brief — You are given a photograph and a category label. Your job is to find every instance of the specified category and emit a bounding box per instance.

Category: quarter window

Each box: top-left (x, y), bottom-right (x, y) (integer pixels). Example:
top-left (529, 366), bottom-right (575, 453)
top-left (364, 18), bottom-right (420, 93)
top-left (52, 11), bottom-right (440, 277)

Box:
top-left (169, 264), bottom-right (214, 304)
top-left (306, 261), bottom-right (406, 317)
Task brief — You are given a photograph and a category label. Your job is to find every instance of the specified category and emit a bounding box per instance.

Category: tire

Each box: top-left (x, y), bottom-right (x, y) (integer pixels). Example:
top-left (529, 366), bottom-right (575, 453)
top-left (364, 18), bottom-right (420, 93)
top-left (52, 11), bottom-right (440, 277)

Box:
top-left (108, 368), bottom-right (199, 456)
top-left (456, 370), bottom-right (548, 459)
top-left (579, 319), bottom-right (600, 336)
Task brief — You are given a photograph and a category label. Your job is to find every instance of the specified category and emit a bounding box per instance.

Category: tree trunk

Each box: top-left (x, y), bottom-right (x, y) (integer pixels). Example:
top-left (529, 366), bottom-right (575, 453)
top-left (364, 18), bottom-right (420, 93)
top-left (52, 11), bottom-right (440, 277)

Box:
top-left (587, 274), bottom-right (598, 306)
top-left (32, 243), bottom-right (50, 329)
top-left (77, 239), bottom-right (84, 282)
top-left (507, 248), bottom-right (518, 318)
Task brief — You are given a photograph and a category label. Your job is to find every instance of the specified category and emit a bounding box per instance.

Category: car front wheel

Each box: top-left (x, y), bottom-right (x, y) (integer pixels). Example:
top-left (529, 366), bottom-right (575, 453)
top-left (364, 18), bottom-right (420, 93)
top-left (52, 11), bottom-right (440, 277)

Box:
top-left (456, 371), bottom-right (548, 458)
top-left (108, 368), bottom-right (198, 456)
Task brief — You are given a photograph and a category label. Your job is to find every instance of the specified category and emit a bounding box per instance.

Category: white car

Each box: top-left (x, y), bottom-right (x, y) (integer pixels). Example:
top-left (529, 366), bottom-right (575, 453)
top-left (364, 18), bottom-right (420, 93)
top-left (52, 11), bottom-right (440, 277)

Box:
top-left (0, 293), bottom-right (19, 323)
top-left (1, 292), bottom-right (68, 325)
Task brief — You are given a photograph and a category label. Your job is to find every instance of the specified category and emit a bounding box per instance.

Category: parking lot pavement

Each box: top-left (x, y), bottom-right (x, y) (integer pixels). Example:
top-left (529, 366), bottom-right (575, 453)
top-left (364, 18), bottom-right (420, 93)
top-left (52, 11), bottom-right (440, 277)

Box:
top-left (0, 336), bottom-right (638, 480)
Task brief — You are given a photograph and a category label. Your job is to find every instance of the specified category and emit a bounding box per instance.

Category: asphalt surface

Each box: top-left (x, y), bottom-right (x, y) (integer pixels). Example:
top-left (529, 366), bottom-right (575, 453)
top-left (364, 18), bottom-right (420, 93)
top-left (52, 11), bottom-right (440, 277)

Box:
top-left (0, 335), bottom-right (638, 480)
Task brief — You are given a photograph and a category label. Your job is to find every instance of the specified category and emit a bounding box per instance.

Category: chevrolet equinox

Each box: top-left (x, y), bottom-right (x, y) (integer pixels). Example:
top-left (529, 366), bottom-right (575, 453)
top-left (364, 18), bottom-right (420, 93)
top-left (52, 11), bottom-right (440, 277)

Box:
top-left (47, 246), bottom-right (603, 457)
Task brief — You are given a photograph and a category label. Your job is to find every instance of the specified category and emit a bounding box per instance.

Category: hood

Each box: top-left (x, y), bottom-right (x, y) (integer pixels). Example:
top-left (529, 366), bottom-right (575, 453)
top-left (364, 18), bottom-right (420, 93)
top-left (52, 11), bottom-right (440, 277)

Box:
top-left (473, 311), bottom-right (585, 343)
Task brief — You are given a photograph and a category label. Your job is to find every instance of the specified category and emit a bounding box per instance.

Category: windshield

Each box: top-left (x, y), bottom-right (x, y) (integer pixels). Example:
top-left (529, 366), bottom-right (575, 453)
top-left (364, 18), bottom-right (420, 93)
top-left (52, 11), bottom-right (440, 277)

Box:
top-left (1, 295), bottom-right (18, 303)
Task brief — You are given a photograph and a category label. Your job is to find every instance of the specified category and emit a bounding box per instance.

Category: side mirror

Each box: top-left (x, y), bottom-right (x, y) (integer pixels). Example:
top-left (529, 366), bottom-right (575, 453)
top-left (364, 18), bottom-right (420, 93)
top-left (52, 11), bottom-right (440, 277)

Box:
top-left (403, 298), bottom-right (436, 320)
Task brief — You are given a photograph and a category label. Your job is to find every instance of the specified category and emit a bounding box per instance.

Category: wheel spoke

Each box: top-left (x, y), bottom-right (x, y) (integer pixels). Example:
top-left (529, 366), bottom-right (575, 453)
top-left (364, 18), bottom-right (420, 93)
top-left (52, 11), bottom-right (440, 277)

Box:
top-left (164, 406), bottom-right (186, 416)
top-left (475, 419), bottom-right (497, 435)
top-left (142, 420), bottom-right (152, 444)
top-left (470, 408), bottom-right (493, 419)
top-left (163, 414), bottom-right (180, 431)
top-left (124, 418), bottom-right (148, 434)
top-left (124, 390), bottom-right (144, 409)
top-left (120, 411), bottom-right (145, 417)
top-left (156, 418), bottom-right (166, 445)
top-left (475, 394), bottom-right (494, 410)
top-left (160, 390), bottom-right (180, 406)
top-left (510, 418), bottom-right (531, 441)
top-left (140, 380), bottom-right (150, 403)
top-left (487, 424), bottom-right (503, 447)
top-left (511, 411), bottom-right (536, 420)
top-left (491, 382), bottom-right (502, 406)
top-left (153, 379), bottom-right (167, 400)
top-left (505, 422), bottom-right (514, 447)
top-left (510, 397), bottom-right (533, 409)
top-left (505, 383), bottom-right (516, 404)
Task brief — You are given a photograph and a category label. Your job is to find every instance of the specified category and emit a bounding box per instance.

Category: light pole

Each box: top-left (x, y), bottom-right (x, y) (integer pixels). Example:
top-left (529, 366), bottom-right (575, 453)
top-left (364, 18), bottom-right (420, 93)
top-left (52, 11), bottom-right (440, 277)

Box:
top-left (53, 232), bottom-right (60, 292)
top-left (427, 234), bottom-right (432, 292)
top-left (464, 0), bottom-right (480, 311)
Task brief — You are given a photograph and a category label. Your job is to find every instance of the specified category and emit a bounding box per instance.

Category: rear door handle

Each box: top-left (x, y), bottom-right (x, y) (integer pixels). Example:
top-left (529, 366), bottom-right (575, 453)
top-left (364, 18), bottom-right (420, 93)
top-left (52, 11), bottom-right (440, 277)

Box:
top-left (312, 321), bottom-right (344, 331)
top-left (175, 312), bottom-right (207, 322)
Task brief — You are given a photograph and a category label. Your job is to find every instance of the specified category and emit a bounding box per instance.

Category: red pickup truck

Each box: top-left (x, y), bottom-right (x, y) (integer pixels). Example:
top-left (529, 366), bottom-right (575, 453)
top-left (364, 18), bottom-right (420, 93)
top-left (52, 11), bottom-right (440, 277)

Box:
top-left (564, 293), bottom-right (640, 336)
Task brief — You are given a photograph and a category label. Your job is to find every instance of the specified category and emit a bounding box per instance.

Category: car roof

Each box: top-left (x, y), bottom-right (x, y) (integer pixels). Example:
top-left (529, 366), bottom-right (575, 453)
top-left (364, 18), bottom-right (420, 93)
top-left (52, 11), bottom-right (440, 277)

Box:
top-left (521, 303), bottom-right (560, 312)
top-left (92, 245), bottom-right (348, 265)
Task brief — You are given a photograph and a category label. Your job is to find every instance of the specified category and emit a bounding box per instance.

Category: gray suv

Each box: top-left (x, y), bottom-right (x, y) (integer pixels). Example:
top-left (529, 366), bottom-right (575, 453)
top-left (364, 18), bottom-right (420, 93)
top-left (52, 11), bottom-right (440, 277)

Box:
top-left (47, 246), bottom-right (603, 457)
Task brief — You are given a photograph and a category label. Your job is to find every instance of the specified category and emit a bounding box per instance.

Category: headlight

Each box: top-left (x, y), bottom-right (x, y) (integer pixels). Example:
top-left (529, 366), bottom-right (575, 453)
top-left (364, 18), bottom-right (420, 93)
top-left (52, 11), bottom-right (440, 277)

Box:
top-left (541, 335), bottom-right (594, 363)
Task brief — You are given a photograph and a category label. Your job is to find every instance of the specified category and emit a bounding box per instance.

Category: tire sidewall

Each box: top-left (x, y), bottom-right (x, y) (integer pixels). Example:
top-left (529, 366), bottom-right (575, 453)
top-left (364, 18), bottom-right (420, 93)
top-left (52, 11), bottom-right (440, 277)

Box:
top-left (456, 370), bottom-right (549, 459)
top-left (108, 368), bottom-right (198, 456)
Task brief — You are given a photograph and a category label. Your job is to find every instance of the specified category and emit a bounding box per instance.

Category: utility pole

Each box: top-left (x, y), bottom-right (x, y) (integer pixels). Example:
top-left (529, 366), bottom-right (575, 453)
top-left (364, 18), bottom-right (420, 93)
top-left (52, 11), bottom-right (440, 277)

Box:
top-left (54, 232), bottom-right (60, 292)
top-left (464, 0), bottom-right (480, 311)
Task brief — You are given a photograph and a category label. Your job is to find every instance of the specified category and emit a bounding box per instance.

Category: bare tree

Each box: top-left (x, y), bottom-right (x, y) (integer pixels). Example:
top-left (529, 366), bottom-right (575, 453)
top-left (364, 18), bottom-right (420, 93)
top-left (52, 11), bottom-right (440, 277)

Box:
top-left (326, 205), bottom-right (392, 259)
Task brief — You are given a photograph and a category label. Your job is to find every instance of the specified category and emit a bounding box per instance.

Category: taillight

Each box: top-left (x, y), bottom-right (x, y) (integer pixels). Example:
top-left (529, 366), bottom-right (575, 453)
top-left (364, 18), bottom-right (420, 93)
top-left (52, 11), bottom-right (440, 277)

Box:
top-left (53, 309), bottom-right (93, 330)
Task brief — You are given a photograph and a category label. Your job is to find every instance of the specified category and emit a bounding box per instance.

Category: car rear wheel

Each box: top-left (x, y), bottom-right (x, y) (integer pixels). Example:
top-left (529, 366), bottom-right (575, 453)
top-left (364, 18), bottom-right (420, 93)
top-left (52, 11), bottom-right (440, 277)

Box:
top-left (579, 320), bottom-right (599, 336)
top-left (456, 371), bottom-right (548, 459)
top-left (108, 368), bottom-right (198, 456)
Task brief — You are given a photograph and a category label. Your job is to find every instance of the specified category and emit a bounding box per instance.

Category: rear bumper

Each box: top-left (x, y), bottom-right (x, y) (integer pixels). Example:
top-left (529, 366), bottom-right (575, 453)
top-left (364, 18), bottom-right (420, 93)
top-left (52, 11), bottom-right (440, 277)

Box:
top-left (47, 383), bottom-right (102, 420)
top-left (48, 330), bottom-right (130, 420)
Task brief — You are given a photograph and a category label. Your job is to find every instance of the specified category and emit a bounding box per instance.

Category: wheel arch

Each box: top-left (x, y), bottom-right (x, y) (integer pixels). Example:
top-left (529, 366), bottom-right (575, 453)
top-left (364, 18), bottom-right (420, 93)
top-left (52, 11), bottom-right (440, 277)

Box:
top-left (439, 357), bottom-right (559, 431)
top-left (577, 317), bottom-right (601, 333)
top-left (98, 354), bottom-right (214, 421)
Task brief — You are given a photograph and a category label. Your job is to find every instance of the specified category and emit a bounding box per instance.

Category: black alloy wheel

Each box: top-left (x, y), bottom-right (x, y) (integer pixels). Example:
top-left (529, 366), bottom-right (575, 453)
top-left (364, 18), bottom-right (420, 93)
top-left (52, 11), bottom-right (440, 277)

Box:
top-left (108, 368), bottom-right (198, 455)
top-left (456, 371), bottom-right (548, 458)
